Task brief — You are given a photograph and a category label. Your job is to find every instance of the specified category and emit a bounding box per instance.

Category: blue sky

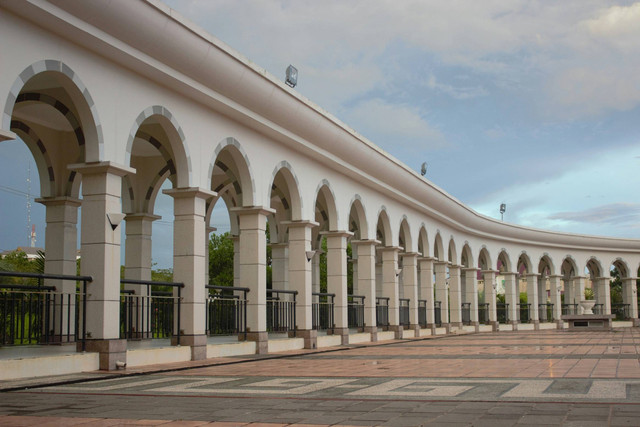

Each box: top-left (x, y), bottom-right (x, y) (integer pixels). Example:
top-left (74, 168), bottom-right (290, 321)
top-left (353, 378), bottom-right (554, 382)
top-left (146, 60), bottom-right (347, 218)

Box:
top-left (2, 0), bottom-right (640, 268)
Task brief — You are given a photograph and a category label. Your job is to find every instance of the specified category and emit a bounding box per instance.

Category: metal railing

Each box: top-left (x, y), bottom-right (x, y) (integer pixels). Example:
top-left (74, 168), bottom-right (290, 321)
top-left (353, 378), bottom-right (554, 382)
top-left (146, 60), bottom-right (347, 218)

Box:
top-left (267, 289), bottom-right (297, 333)
top-left (434, 300), bottom-right (442, 327)
top-left (461, 302), bottom-right (471, 325)
top-left (120, 279), bottom-right (184, 343)
top-left (478, 303), bottom-right (489, 324)
top-left (418, 299), bottom-right (427, 328)
top-left (376, 297), bottom-right (389, 328)
top-left (497, 302), bottom-right (509, 323)
top-left (0, 271), bottom-right (91, 350)
top-left (562, 304), bottom-right (578, 315)
top-left (206, 285), bottom-right (249, 339)
top-left (538, 303), bottom-right (554, 322)
top-left (399, 298), bottom-right (410, 327)
top-left (348, 295), bottom-right (364, 329)
top-left (518, 303), bottom-right (531, 323)
top-left (312, 292), bottom-right (334, 331)
top-left (593, 303), bottom-right (604, 315)
top-left (612, 303), bottom-right (630, 320)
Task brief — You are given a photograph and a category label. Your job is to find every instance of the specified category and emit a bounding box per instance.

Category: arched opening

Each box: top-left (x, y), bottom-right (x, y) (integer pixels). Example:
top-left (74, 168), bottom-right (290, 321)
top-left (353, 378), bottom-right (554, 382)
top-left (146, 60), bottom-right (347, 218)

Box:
top-left (538, 255), bottom-right (557, 322)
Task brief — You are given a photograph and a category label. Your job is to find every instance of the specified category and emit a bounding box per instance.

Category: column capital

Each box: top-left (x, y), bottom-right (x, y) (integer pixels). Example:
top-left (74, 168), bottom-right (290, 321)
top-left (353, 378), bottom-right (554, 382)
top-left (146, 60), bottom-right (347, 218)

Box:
top-left (462, 267), bottom-right (479, 273)
top-left (401, 252), bottom-right (420, 259)
top-left (69, 161), bottom-right (135, 177)
top-left (351, 239), bottom-right (381, 247)
top-left (206, 226), bottom-right (217, 234)
top-left (434, 260), bottom-right (450, 266)
top-left (0, 128), bottom-right (17, 142)
top-left (548, 274), bottom-right (563, 280)
top-left (622, 277), bottom-right (638, 282)
top-left (319, 230), bottom-right (354, 238)
top-left (268, 242), bottom-right (289, 249)
top-left (525, 272), bottom-right (540, 279)
top-left (448, 264), bottom-right (461, 272)
top-left (418, 256), bottom-right (437, 262)
top-left (502, 271), bottom-right (518, 277)
top-left (595, 276), bottom-right (610, 281)
top-left (377, 245), bottom-right (402, 253)
top-left (124, 212), bottom-right (162, 222)
top-left (163, 187), bottom-right (216, 200)
top-left (281, 220), bottom-right (319, 229)
top-left (481, 269), bottom-right (499, 275)
top-left (35, 196), bottom-right (82, 207)
top-left (229, 206), bottom-right (275, 217)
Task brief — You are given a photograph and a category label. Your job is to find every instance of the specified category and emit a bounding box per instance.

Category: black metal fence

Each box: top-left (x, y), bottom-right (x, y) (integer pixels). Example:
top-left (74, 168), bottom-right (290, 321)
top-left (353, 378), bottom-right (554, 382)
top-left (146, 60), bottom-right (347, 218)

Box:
top-left (312, 292), bottom-right (334, 331)
top-left (348, 295), bottom-right (364, 329)
top-left (376, 297), bottom-right (389, 328)
top-left (461, 302), bottom-right (471, 325)
top-left (206, 285), bottom-right (248, 338)
top-left (434, 300), bottom-right (442, 327)
top-left (497, 302), bottom-right (509, 323)
top-left (538, 303), bottom-right (554, 322)
top-left (518, 303), bottom-right (531, 323)
top-left (593, 303), bottom-right (604, 315)
top-left (0, 271), bottom-right (91, 349)
top-left (418, 299), bottom-right (427, 328)
top-left (478, 303), bottom-right (489, 324)
top-left (267, 289), bottom-right (297, 333)
top-left (612, 303), bottom-right (630, 320)
top-left (562, 304), bottom-right (578, 315)
top-left (399, 298), bottom-right (410, 327)
top-left (120, 279), bottom-right (184, 342)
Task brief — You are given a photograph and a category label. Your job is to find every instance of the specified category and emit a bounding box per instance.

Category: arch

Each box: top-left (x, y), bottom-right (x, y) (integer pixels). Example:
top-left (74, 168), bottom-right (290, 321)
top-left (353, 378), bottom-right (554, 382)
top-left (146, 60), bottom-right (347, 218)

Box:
top-left (460, 243), bottom-right (474, 268)
top-left (478, 247), bottom-right (492, 271)
top-left (538, 254), bottom-right (555, 277)
top-left (611, 258), bottom-right (630, 278)
top-left (126, 106), bottom-right (192, 188)
top-left (4, 60), bottom-right (103, 161)
top-left (561, 256), bottom-right (579, 278)
top-left (10, 121), bottom-right (55, 197)
top-left (209, 137), bottom-right (255, 206)
top-left (313, 180), bottom-right (338, 232)
top-left (447, 237), bottom-right (457, 264)
top-left (375, 207), bottom-right (392, 246)
top-left (268, 162), bottom-right (303, 243)
top-left (517, 252), bottom-right (533, 275)
top-left (417, 225), bottom-right (429, 257)
top-left (497, 250), bottom-right (511, 272)
top-left (586, 256), bottom-right (603, 280)
top-left (348, 195), bottom-right (368, 240)
top-left (398, 216), bottom-right (412, 252)
top-left (433, 232), bottom-right (444, 261)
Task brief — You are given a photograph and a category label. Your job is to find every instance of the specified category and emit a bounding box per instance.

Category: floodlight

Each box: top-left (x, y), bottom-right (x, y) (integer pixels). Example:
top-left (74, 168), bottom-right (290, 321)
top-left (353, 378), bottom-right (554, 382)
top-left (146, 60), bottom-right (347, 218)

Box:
top-left (285, 65), bottom-right (298, 88)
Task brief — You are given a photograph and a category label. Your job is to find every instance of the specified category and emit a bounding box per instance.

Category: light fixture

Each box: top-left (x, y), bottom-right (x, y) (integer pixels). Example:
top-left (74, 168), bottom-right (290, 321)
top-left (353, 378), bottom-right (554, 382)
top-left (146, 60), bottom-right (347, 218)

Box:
top-left (285, 65), bottom-right (298, 88)
top-left (499, 203), bottom-right (506, 221)
top-left (306, 250), bottom-right (316, 262)
top-left (395, 268), bottom-right (403, 277)
top-left (106, 213), bottom-right (126, 231)
top-left (420, 162), bottom-right (427, 176)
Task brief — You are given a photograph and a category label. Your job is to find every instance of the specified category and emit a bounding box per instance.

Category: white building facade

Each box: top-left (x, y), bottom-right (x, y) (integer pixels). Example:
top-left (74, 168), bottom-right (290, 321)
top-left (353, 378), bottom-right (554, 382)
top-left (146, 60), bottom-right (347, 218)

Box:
top-left (1, 0), bottom-right (639, 370)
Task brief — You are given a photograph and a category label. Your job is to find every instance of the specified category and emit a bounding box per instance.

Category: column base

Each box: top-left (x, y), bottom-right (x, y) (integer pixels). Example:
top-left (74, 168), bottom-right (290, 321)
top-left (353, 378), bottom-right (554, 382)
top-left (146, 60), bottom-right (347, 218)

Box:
top-left (388, 325), bottom-right (402, 339)
top-left (292, 329), bottom-right (317, 349)
top-left (442, 323), bottom-right (451, 334)
top-left (511, 321), bottom-right (518, 331)
top-left (409, 324), bottom-right (420, 335)
top-left (532, 320), bottom-right (540, 330)
top-left (471, 321), bottom-right (480, 332)
top-left (246, 331), bottom-right (268, 354)
top-left (633, 319), bottom-right (640, 328)
top-left (332, 327), bottom-right (349, 345)
top-left (364, 326), bottom-right (377, 342)
top-left (172, 334), bottom-right (207, 361)
top-left (80, 339), bottom-right (127, 371)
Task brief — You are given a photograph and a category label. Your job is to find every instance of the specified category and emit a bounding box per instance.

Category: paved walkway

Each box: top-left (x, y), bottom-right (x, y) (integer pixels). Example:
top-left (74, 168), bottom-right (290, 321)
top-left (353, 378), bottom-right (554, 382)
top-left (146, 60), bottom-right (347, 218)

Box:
top-left (2, 329), bottom-right (640, 426)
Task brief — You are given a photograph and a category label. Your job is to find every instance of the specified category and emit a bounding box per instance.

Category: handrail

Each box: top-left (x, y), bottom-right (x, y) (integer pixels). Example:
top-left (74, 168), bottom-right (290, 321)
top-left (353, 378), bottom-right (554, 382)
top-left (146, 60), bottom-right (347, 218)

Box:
top-left (312, 292), bottom-right (336, 298)
top-left (206, 285), bottom-right (251, 293)
top-left (267, 289), bottom-right (299, 295)
top-left (0, 284), bottom-right (56, 291)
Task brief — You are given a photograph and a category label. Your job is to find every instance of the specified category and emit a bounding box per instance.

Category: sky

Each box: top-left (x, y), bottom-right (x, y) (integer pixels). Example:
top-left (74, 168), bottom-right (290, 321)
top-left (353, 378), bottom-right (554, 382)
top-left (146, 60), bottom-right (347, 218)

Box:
top-left (2, 0), bottom-right (640, 268)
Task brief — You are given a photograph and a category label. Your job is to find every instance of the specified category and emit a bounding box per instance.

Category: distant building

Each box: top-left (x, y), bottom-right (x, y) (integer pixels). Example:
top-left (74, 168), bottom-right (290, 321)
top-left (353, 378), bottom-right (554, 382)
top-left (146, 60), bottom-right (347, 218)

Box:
top-left (0, 246), bottom-right (44, 260)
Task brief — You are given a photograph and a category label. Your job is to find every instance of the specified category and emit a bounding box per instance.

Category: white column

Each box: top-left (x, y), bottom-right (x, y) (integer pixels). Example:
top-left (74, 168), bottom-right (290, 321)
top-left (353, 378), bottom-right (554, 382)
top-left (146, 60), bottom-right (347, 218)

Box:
top-left (164, 187), bottom-right (215, 360)
top-left (622, 277), bottom-right (638, 319)
top-left (482, 270), bottom-right (498, 324)
top-left (463, 267), bottom-right (479, 325)
top-left (595, 276), bottom-right (611, 315)
top-left (38, 196), bottom-right (81, 342)
top-left (71, 161), bottom-right (133, 370)
top-left (312, 251), bottom-right (321, 294)
top-left (270, 243), bottom-right (288, 291)
top-left (353, 240), bottom-right (379, 340)
top-left (418, 257), bottom-right (435, 328)
top-left (573, 276), bottom-right (587, 313)
top-left (380, 247), bottom-right (401, 337)
top-left (230, 235), bottom-right (240, 287)
top-left (322, 231), bottom-right (352, 344)
top-left (549, 275), bottom-right (563, 323)
top-left (449, 265), bottom-right (462, 326)
top-left (503, 272), bottom-right (518, 326)
top-left (204, 226), bottom-right (216, 285)
top-left (434, 261), bottom-right (448, 325)
top-left (537, 276), bottom-right (548, 322)
top-left (401, 253), bottom-right (419, 332)
top-left (231, 206), bottom-right (273, 353)
top-left (564, 277), bottom-right (575, 307)
top-left (526, 273), bottom-right (539, 325)
top-left (284, 220), bottom-right (318, 349)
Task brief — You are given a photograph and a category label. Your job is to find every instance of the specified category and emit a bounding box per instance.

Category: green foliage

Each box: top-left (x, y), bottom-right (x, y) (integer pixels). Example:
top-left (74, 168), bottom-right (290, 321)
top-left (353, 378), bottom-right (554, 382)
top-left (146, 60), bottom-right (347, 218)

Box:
top-left (584, 287), bottom-right (594, 300)
top-left (208, 232), bottom-right (234, 287)
top-left (1, 250), bottom-right (35, 273)
top-left (151, 268), bottom-right (174, 282)
top-left (610, 267), bottom-right (623, 304)
top-left (519, 292), bottom-right (528, 304)
top-left (496, 293), bottom-right (505, 304)
top-left (319, 237), bottom-right (327, 293)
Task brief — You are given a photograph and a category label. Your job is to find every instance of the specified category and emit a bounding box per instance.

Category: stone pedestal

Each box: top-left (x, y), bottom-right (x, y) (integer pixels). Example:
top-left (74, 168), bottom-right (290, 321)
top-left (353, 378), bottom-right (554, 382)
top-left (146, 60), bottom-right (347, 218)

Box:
top-left (246, 331), bottom-right (268, 354)
top-left (172, 334), bottom-right (207, 360)
top-left (81, 339), bottom-right (127, 371)
top-left (295, 329), bottom-right (317, 349)
top-left (364, 325), bottom-right (377, 342)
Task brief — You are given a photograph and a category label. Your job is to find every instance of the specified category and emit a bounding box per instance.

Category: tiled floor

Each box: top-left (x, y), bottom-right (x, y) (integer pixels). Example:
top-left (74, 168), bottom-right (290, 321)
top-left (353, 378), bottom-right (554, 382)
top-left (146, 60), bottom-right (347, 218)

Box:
top-left (2, 329), bottom-right (640, 426)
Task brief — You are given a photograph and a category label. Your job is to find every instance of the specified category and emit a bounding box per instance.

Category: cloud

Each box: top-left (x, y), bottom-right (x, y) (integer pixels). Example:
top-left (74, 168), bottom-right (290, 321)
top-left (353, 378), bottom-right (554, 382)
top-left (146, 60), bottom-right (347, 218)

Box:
top-left (344, 98), bottom-right (448, 152)
top-left (426, 75), bottom-right (489, 100)
top-left (548, 203), bottom-right (640, 225)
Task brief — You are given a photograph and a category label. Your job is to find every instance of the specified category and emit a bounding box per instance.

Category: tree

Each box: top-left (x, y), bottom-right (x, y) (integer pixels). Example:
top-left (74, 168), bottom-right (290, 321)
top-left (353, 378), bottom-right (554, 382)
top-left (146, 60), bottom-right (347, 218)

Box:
top-left (610, 267), bottom-right (623, 304)
top-left (208, 232), bottom-right (234, 287)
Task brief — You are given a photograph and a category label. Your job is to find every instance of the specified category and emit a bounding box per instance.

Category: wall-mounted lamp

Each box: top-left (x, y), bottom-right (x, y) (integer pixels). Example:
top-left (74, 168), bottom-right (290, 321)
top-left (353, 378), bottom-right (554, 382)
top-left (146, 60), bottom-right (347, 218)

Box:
top-left (306, 250), bottom-right (316, 262)
top-left (395, 268), bottom-right (403, 277)
top-left (106, 213), bottom-right (126, 231)
top-left (285, 65), bottom-right (298, 88)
